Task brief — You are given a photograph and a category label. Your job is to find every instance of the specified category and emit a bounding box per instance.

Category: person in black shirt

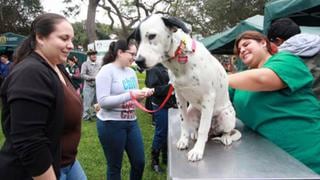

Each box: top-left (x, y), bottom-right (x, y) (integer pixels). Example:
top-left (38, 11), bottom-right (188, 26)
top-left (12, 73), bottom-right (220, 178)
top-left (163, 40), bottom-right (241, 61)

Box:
top-left (145, 63), bottom-right (176, 173)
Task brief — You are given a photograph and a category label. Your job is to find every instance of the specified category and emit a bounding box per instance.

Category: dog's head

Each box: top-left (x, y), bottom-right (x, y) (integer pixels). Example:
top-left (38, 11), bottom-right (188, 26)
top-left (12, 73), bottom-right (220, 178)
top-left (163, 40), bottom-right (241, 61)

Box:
top-left (128, 14), bottom-right (190, 71)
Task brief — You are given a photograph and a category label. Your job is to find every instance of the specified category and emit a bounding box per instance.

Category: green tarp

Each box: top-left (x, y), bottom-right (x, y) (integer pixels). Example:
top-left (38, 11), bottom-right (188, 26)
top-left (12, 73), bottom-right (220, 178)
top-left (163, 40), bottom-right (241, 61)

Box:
top-left (263, 0), bottom-right (320, 34)
top-left (201, 15), bottom-right (264, 54)
top-left (0, 32), bottom-right (26, 52)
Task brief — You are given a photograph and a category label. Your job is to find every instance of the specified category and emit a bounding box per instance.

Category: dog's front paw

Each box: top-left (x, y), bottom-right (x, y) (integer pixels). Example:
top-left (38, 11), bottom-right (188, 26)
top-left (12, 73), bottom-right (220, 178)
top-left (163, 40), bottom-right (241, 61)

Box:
top-left (187, 148), bottom-right (203, 161)
top-left (176, 136), bottom-right (189, 150)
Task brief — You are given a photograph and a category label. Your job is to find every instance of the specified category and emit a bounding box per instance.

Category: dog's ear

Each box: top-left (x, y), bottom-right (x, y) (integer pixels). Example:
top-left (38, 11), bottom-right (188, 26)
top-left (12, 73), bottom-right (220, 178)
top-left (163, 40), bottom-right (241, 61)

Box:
top-left (161, 16), bottom-right (190, 34)
top-left (127, 27), bottom-right (141, 44)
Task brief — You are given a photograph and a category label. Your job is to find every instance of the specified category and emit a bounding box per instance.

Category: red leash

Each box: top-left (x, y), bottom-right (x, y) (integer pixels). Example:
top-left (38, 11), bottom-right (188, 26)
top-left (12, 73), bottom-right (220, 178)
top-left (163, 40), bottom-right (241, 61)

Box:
top-left (130, 84), bottom-right (174, 113)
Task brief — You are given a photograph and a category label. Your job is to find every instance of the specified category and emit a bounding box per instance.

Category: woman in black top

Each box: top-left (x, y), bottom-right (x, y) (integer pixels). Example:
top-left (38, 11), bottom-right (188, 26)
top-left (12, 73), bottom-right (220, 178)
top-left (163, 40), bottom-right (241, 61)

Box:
top-left (0, 13), bottom-right (74, 180)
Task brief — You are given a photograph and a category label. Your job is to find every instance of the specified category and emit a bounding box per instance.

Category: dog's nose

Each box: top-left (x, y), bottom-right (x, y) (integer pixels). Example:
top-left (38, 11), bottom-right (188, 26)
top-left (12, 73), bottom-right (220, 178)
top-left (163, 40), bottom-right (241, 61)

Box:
top-left (134, 55), bottom-right (147, 72)
top-left (135, 55), bottom-right (145, 63)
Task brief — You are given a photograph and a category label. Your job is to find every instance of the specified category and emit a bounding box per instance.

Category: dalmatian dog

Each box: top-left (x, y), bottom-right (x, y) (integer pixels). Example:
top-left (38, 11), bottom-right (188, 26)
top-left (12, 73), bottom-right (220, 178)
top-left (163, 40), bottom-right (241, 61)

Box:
top-left (129, 14), bottom-right (241, 161)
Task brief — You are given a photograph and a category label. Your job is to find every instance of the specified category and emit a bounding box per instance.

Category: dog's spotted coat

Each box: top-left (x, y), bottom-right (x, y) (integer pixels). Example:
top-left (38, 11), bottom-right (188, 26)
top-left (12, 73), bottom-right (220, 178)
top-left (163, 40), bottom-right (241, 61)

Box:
top-left (131, 14), bottom-right (241, 161)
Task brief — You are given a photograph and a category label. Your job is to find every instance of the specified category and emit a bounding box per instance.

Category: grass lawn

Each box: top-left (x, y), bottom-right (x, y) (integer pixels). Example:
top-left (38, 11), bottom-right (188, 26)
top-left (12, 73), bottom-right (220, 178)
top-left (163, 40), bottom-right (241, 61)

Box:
top-left (77, 108), bottom-right (166, 180)
top-left (0, 71), bottom-right (167, 180)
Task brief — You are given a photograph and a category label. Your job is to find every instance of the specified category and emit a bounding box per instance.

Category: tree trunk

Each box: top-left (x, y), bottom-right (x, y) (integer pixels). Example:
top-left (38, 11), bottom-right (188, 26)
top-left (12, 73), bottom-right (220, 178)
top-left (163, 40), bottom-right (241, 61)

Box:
top-left (86, 0), bottom-right (99, 43)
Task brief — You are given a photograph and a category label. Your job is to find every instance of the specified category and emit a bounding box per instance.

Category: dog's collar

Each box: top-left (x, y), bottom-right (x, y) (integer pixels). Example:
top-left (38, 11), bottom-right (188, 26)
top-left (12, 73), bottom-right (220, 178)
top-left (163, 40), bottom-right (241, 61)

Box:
top-left (169, 38), bottom-right (196, 64)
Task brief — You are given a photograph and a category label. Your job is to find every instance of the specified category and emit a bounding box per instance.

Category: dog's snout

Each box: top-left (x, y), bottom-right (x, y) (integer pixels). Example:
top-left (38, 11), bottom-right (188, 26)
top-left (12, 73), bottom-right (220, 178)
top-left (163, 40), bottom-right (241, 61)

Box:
top-left (134, 55), bottom-right (147, 72)
top-left (135, 55), bottom-right (145, 63)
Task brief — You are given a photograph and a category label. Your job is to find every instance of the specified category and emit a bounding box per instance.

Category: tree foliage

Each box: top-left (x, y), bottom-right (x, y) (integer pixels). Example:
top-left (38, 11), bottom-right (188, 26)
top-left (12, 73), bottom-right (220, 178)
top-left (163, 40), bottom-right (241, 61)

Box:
top-left (0, 0), bottom-right (43, 35)
top-left (72, 22), bottom-right (88, 48)
top-left (97, 0), bottom-right (172, 38)
top-left (63, 0), bottom-right (269, 43)
top-left (63, 0), bottom-right (173, 40)
top-left (72, 21), bottom-right (113, 49)
top-left (170, 0), bottom-right (268, 36)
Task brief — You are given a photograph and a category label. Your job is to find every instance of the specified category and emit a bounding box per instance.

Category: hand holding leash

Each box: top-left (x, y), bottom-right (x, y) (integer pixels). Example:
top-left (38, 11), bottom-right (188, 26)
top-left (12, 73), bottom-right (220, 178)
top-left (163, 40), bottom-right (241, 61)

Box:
top-left (130, 88), bottom-right (154, 100)
top-left (141, 87), bottom-right (154, 97)
top-left (130, 90), bottom-right (145, 100)
top-left (130, 84), bottom-right (174, 113)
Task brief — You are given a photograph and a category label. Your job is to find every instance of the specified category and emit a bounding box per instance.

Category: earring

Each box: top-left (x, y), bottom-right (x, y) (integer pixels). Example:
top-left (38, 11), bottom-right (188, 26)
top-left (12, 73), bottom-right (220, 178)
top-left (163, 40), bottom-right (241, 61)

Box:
top-left (38, 43), bottom-right (44, 48)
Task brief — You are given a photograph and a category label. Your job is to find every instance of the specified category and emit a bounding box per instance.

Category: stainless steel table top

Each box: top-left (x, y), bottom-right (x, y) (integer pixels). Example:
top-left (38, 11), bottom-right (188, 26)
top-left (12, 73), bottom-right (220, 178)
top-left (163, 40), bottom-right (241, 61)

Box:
top-left (168, 109), bottom-right (319, 179)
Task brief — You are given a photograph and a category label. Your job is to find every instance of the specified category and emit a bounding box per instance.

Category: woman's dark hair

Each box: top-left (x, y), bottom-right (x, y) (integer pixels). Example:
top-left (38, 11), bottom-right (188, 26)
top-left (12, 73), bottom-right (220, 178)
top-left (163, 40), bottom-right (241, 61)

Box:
top-left (0, 54), bottom-right (8, 59)
top-left (234, 31), bottom-right (277, 56)
top-left (13, 13), bottom-right (67, 65)
top-left (102, 39), bottom-right (136, 65)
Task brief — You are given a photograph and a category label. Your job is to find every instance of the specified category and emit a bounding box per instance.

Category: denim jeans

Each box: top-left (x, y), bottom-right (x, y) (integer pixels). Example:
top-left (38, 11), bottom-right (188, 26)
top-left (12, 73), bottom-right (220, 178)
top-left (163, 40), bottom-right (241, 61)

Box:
top-left (152, 104), bottom-right (169, 150)
top-left (59, 159), bottom-right (87, 180)
top-left (96, 119), bottom-right (145, 180)
top-left (82, 83), bottom-right (96, 120)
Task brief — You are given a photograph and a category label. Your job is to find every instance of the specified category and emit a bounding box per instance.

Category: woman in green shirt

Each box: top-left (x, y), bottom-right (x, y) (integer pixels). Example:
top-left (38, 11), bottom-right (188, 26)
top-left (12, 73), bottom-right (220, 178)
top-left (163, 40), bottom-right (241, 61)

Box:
top-left (229, 31), bottom-right (320, 174)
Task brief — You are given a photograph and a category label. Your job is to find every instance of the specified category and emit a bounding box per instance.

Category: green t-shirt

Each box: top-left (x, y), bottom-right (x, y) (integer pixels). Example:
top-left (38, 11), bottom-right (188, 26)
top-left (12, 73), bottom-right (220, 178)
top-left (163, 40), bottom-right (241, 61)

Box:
top-left (230, 51), bottom-right (320, 174)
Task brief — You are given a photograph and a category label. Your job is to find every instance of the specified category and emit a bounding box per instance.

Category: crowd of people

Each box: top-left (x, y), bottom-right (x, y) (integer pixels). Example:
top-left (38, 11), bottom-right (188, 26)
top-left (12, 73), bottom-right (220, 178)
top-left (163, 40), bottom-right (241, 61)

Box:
top-left (0, 12), bottom-right (319, 180)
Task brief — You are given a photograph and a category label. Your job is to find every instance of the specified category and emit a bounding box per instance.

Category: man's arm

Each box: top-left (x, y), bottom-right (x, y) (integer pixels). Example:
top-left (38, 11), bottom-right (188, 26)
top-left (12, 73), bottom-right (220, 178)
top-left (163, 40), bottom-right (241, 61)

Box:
top-left (80, 62), bottom-right (95, 81)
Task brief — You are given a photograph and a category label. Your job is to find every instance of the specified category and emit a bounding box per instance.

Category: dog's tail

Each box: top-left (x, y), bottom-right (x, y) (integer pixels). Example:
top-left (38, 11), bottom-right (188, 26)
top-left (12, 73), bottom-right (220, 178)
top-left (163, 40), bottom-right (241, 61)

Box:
top-left (211, 129), bottom-right (242, 144)
top-left (229, 129), bottom-right (242, 141)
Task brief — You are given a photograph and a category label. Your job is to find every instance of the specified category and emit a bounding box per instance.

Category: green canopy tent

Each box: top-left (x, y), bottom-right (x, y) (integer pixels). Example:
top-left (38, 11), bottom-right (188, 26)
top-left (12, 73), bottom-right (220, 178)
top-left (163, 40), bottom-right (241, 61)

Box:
top-left (201, 15), bottom-right (264, 55)
top-left (263, 0), bottom-right (320, 34)
top-left (0, 32), bottom-right (26, 53)
top-left (201, 14), bottom-right (320, 55)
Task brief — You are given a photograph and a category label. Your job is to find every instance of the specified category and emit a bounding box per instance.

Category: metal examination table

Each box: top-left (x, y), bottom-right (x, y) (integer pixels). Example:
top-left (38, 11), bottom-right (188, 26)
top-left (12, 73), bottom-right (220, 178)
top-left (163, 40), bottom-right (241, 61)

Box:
top-left (168, 109), bottom-right (320, 179)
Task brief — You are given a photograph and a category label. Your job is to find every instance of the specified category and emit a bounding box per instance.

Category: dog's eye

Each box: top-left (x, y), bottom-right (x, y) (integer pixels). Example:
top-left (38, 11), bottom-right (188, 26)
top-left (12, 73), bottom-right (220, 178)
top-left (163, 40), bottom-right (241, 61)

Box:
top-left (148, 34), bottom-right (156, 40)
